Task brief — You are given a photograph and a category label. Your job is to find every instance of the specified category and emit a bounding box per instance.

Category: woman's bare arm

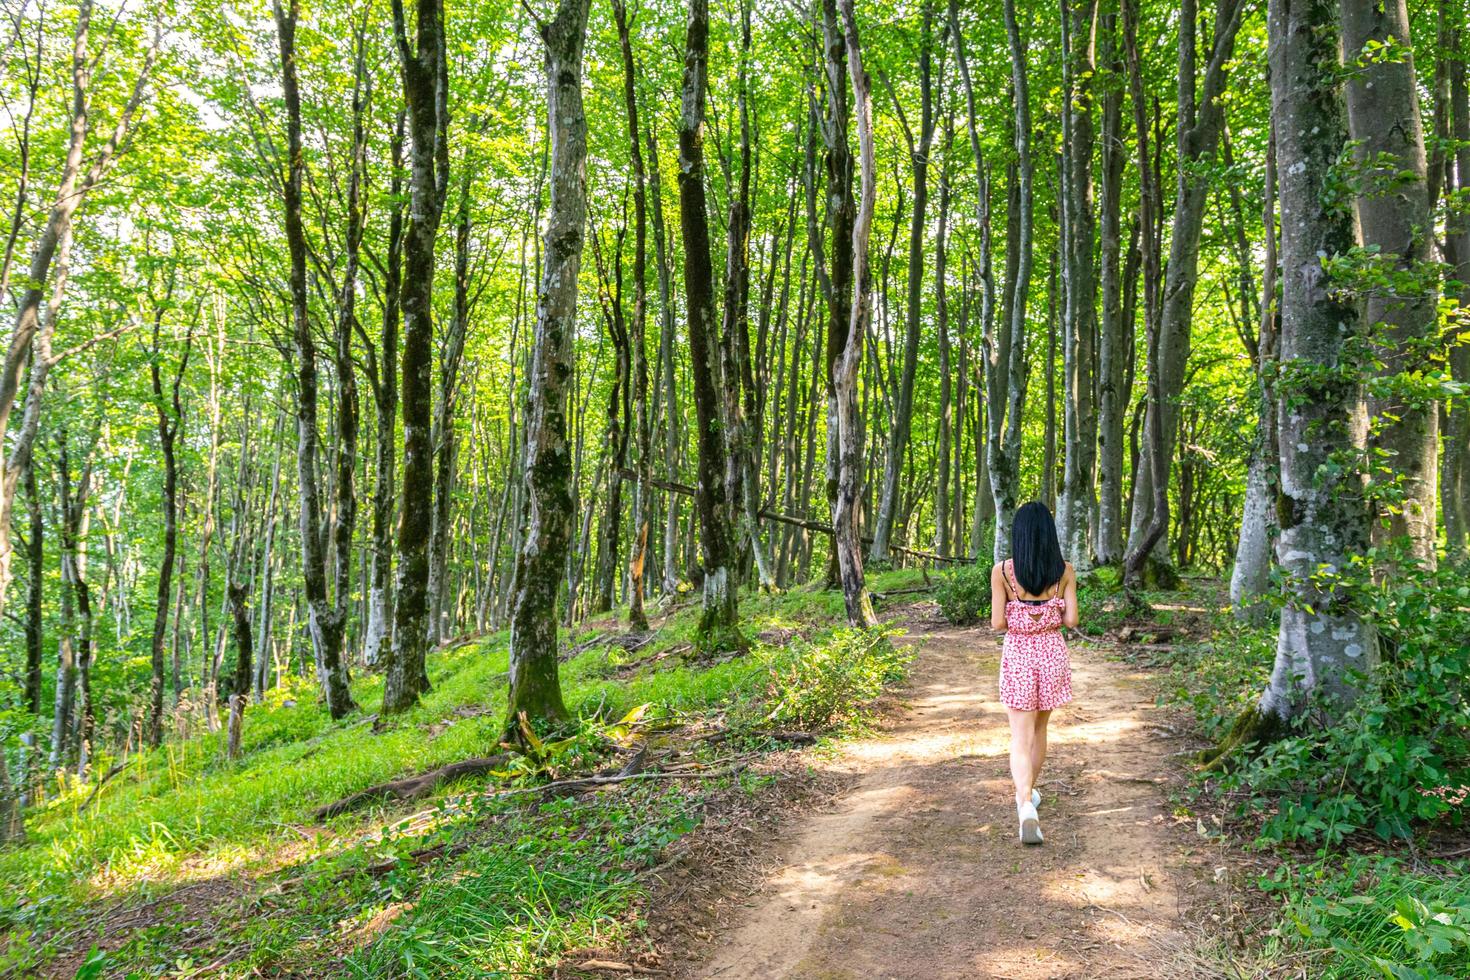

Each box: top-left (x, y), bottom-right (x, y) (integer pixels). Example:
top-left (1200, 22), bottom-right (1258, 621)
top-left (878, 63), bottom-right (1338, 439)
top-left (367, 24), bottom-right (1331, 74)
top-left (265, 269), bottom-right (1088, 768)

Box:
top-left (990, 563), bottom-right (1009, 631)
top-left (1062, 563), bottom-right (1080, 629)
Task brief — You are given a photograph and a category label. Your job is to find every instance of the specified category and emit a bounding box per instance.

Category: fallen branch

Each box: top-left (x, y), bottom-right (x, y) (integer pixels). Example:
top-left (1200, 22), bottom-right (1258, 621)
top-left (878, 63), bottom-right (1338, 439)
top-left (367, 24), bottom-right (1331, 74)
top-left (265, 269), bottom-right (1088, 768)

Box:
top-left (77, 760), bottom-right (130, 815)
top-left (313, 754), bottom-right (510, 821)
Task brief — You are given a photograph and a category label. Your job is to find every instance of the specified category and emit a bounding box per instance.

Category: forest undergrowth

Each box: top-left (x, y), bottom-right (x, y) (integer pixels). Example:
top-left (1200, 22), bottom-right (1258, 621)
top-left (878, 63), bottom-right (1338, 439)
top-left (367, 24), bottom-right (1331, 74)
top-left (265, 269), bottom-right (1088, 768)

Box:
top-left (0, 570), bottom-right (922, 978)
top-left (1083, 569), bottom-right (1470, 980)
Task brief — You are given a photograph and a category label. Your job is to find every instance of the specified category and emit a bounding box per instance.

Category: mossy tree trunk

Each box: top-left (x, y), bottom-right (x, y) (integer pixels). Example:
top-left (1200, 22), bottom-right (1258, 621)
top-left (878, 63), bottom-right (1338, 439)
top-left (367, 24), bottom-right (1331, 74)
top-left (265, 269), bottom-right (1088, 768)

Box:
top-left (677, 0), bottom-right (745, 651)
top-left (504, 0), bottom-right (592, 732)
top-left (1259, 0), bottom-right (1377, 725)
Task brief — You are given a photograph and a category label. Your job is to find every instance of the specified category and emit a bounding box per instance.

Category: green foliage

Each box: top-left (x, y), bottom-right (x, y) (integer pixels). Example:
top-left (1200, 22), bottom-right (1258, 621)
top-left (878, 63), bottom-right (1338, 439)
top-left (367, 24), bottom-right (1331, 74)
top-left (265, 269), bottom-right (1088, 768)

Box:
top-left (1208, 558), bottom-right (1470, 846)
top-left (935, 562), bottom-right (991, 626)
top-left (1264, 857), bottom-right (1470, 979)
top-left (763, 626), bottom-right (911, 731)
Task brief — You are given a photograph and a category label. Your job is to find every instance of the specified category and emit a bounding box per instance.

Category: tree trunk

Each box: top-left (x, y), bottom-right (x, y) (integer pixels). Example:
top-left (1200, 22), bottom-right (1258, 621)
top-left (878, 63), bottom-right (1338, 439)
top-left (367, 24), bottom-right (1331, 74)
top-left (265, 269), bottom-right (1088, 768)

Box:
top-left (429, 176), bottom-right (472, 638)
top-left (1341, 0), bottom-right (1439, 566)
top-left (365, 114), bottom-right (404, 669)
top-left (22, 453), bottom-right (41, 713)
top-left (1259, 0), bottom-right (1377, 723)
top-left (934, 117), bottom-right (953, 559)
top-left (225, 580), bottom-right (252, 760)
top-left (1124, 0), bottom-right (1246, 565)
top-left (1058, 0), bottom-right (1100, 568)
top-left (1444, 11), bottom-right (1470, 558)
top-left (1231, 131), bottom-right (1280, 619)
top-left (276, 0), bottom-right (357, 721)
top-left (383, 0), bottom-right (450, 715)
top-left (990, 0), bottom-right (1034, 561)
top-left (613, 0), bottom-right (652, 630)
top-left (678, 0), bottom-right (744, 650)
top-left (1095, 5), bottom-right (1129, 566)
top-left (871, 0), bottom-right (935, 563)
top-left (505, 0), bottom-right (591, 732)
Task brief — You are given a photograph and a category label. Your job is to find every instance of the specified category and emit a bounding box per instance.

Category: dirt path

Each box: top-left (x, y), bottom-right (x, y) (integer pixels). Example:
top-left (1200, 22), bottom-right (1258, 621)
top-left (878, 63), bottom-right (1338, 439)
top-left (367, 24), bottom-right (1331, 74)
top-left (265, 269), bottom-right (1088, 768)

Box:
top-left (688, 623), bottom-right (1209, 980)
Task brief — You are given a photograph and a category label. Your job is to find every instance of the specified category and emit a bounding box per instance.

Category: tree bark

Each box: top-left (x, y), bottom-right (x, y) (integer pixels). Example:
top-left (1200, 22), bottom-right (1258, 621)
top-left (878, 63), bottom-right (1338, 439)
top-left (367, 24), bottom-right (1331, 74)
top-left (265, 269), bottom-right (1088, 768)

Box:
top-left (1444, 10), bottom-right (1470, 558)
top-left (871, 0), bottom-right (936, 562)
top-left (505, 0), bottom-right (591, 731)
top-left (1124, 0), bottom-right (1246, 566)
top-left (1341, 0), bottom-right (1439, 566)
top-left (1095, 5), bottom-right (1129, 566)
top-left (1259, 0), bottom-right (1377, 723)
top-left (678, 0), bottom-right (745, 650)
top-left (276, 0), bottom-right (357, 721)
top-left (383, 0), bottom-right (450, 714)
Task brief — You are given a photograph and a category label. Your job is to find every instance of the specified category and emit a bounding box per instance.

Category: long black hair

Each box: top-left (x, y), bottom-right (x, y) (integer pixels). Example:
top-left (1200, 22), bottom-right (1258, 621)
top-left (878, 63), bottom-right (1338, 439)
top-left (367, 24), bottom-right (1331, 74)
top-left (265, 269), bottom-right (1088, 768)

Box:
top-left (1011, 501), bottom-right (1066, 596)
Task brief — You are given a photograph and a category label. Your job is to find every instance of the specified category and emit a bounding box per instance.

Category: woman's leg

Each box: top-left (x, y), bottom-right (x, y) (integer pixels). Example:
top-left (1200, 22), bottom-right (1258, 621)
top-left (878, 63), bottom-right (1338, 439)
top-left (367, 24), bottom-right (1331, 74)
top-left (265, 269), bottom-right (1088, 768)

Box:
top-left (1029, 710), bottom-right (1052, 790)
top-left (1006, 707), bottom-right (1038, 803)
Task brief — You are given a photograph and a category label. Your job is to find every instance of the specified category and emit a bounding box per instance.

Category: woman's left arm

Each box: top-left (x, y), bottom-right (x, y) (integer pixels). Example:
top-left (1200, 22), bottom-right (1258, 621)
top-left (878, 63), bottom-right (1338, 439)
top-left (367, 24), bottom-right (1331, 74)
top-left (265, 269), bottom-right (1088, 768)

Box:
top-left (1062, 563), bottom-right (1080, 629)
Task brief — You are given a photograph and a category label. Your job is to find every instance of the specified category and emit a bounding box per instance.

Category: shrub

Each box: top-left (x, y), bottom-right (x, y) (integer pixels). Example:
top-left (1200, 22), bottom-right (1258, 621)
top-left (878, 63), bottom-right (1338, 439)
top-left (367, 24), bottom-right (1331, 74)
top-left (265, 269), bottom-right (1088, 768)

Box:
top-left (1265, 856), bottom-right (1470, 979)
top-left (1209, 556), bottom-right (1470, 844)
top-left (764, 626), bottom-right (910, 730)
top-left (936, 563), bottom-right (992, 625)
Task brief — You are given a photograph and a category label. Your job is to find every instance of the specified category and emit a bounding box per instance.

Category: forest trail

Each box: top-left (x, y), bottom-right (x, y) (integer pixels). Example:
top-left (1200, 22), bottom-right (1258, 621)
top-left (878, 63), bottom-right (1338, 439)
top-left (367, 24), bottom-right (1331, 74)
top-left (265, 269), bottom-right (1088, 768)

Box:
top-left (687, 622), bottom-right (1207, 980)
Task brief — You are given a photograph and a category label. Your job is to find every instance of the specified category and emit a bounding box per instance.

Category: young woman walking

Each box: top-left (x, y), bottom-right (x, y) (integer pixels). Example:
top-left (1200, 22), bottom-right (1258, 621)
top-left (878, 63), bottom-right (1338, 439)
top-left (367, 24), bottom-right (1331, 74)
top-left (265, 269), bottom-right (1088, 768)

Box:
top-left (990, 501), bottom-right (1078, 844)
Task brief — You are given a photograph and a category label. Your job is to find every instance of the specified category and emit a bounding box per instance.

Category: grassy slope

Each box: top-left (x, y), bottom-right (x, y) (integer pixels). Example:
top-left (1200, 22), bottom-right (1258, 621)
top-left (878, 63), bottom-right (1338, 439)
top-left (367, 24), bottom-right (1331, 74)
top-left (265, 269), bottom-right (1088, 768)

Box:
top-left (0, 569), bottom-right (927, 977)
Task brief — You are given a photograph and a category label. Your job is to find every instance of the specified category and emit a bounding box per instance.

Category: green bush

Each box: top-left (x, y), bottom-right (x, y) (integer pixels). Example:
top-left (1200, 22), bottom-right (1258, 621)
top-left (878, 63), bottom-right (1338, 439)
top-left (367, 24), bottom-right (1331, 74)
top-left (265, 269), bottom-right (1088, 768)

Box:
top-left (1265, 856), bottom-right (1470, 979)
top-left (1210, 556), bottom-right (1470, 844)
top-left (936, 563), bottom-right (992, 625)
top-left (764, 626), bottom-right (910, 730)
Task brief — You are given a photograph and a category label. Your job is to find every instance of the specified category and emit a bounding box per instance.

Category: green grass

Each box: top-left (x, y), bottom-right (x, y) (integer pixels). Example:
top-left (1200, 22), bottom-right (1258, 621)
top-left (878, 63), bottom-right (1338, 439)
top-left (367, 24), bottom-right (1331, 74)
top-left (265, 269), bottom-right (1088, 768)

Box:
top-left (0, 578), bottom-right (921, 977)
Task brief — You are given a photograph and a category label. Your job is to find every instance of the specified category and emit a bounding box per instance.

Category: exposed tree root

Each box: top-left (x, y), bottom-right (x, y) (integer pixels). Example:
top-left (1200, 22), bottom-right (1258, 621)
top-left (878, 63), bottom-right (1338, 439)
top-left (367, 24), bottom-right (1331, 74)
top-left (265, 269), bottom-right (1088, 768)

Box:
top-left (312, 754), bottom-right (510, 821)
top-left (1196, 706), bottom-right (1284, 773)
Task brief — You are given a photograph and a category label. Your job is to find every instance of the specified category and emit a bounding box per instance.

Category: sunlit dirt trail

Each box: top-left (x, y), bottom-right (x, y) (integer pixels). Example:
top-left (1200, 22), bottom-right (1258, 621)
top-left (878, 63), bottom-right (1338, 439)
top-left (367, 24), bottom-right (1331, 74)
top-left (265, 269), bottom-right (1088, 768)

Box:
top-left (687, 620), bottom-right (1207, 980)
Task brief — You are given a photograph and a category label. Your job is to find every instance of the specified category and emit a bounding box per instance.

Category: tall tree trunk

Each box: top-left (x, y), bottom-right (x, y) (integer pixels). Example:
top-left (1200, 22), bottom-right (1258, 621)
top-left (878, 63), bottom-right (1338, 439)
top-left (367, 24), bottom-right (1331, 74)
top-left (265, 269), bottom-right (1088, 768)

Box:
top-left (1259, 0), bottom-right (1377, 723)
top-left (22, 451), bottom-right (41, 714)
top-left (1341, 0), bottom-right (1439, 566)
top-left (365, 114), bottom-right (404, 669)
top-left (1124, 0), bottom-right (1246, 566)
top-left (1095, 5), bottom-right (1129, 566)
top-left (225, 580), bottom-right (252, 760)
top-left (383, 0), bottom-right (450, 714)
top-left (646, 126), bottom-right (682, 595)
top-left (833, 0), bottom-right (878, 626)
top-left (613, 0), bottom-right (652, 630)
top-left (1058, 0), bottom-right (1100, 568)
top-left (146, 298), bottom-right (193, 747)
top-left (505, 0), bottom-right (591, 731)
top-left (678, 0), bottom-right (744, 650)
top-left (429, 176), bottom-right (472, 639)
top-left (871, 0), bottom-right (935, 562)
top-left (1231, 131), bottom-right (1280, 619)
top-left (934, 116), bottom-right (953, 558)
top-left (276, 0), bottom-right (357, 721)
top-left (990, 0), bottom-right (1034, 561)
top-left (1444, 9), bottom-right (1470, 557)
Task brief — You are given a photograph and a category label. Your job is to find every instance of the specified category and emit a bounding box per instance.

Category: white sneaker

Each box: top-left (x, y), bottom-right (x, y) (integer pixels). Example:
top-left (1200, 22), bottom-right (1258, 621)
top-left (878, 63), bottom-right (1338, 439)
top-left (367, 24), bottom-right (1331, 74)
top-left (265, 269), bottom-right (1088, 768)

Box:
top-left (1030, 788), bottom-right (1041, 809)
top-left (1018, 800), bottom-right (1043, 845)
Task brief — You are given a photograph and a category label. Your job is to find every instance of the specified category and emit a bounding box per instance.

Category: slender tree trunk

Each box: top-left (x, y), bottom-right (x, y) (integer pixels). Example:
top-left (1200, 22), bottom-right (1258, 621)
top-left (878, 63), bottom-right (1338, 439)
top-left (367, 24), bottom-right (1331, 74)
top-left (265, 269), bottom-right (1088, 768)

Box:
top-left (276, 0), bottom-right (357, 721)
top-left (1124, 0), bottom-right (1246, 566)
top-left (1341, 0), bottom-right (1439, 566)
top-left (383, 0), bottom-right (450, 714)
top-left (429, 176), bottom-right (472, 638)
top-left (613, 0), bottom-right (652, 630)
top-left (1095, 6), bottom-right (1128, 566)
top-left (1444, 12), bottom-right (1470, 557)
top-left (990, 0), bottom-right (1034, 561)
top-left (1258, 0), bottom-right (1377, 723)
top-left (871, 0), bottom-right (935, 562)
top-left (1231, 131), bottom-right (1280, 619)
top-left (365, 115), bottom-right (404, 669)
top-left (505, 0), bottom-right (591, 731)
top-left (935, 117), bottom-right (953, 558)
top-left (1058, 0), bottom-right (1100, 567)
top-left (22, 452), bottom-right (41, 714)
top-left (678, 0), bottom-right (744, 650)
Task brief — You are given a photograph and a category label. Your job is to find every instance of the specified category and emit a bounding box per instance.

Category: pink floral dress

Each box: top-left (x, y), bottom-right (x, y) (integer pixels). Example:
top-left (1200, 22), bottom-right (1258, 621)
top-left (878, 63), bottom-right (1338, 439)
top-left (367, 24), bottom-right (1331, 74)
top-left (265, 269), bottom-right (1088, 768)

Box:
top-left (998, 559), bottom-right (1073, 712)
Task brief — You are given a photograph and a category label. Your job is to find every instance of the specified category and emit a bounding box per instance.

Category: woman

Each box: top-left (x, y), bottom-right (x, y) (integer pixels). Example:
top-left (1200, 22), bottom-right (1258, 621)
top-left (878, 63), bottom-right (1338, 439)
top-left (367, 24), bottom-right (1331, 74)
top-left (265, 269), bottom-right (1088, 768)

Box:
top-left (990, 501), bottom-right (1078, 844)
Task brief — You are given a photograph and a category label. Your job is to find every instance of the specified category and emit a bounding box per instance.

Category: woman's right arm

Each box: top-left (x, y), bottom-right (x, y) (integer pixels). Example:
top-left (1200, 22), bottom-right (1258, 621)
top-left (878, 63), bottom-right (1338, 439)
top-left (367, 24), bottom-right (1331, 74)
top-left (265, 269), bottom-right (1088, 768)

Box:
top-left (990, 563), bottom-right (1009, 631)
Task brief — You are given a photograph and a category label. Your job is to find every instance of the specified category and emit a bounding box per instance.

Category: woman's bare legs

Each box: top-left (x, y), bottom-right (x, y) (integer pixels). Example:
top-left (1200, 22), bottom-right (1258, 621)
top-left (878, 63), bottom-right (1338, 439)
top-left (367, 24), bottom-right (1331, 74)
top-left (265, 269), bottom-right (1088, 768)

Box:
top-left (1030, 709), bottom-right (1052, 793)
top-left (1006, 707), bottom-right (1039, 804)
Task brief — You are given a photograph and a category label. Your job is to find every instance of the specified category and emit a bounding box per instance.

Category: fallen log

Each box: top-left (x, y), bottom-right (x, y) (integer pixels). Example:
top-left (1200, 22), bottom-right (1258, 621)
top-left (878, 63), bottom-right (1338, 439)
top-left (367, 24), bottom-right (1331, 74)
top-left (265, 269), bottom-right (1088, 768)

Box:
top-left (312, 754), bottom-right (510, 821)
